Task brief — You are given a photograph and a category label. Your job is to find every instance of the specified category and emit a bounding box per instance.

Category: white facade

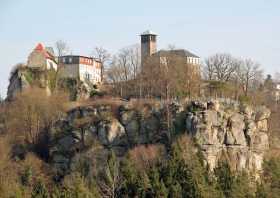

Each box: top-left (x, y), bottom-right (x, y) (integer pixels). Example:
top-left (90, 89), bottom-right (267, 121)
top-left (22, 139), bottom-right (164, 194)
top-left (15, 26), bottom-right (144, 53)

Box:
top-left (59, 56), bottom-right (102, 85)
top-left (187, 57), bottom-right (200, 65)
top-left (46, 59), bottom-right (58, 70)
top-left (79, 63), bottom-right (101, 84)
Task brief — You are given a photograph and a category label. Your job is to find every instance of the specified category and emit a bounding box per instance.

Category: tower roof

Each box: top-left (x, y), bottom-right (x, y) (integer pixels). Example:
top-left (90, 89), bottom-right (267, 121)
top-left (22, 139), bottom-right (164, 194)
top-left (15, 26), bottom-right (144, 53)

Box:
top-left (35, 43), bottom-right (44, 51)
top-left (33, 43), bottom-right (55, 60)
top-left (141, 30), bottom-right (157, 36)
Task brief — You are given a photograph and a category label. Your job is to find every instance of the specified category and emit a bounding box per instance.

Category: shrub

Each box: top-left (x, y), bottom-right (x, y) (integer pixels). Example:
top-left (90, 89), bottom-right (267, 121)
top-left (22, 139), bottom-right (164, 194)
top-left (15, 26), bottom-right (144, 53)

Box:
top-left (31, 180), bottom-right (49, 198)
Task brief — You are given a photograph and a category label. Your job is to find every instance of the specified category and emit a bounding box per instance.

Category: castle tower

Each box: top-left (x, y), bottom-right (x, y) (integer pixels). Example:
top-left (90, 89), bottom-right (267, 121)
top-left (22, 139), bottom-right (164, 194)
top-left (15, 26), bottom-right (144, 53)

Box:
top-left (140, 30), bottom-right (157, 65)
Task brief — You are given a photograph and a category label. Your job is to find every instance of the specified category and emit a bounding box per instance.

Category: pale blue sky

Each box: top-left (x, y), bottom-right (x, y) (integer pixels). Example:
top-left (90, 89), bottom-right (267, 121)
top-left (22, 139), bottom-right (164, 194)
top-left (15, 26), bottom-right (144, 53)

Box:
top-left (0, 0), bottom-right (279, 97)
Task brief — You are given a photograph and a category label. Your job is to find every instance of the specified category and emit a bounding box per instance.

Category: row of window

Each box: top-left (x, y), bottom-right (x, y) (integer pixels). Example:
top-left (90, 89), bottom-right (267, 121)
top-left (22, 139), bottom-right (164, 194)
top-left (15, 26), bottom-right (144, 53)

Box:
top-left (61, 57), bottom-right (96, 65)
top-left (81, 57), bottom-right (94, 64)
top-left (187, 57), bottom-right (200, 65)
top-left (84, 73), bottom-right (101, 82)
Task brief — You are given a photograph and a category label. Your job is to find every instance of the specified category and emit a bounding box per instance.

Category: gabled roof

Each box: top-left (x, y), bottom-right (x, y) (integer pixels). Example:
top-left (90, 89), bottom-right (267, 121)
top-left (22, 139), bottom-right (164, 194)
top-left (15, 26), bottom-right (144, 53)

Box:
top-left (34, 43), bottom-right (55, 60)
top-left (141, 30), bottom-right (157, 36)
top-left (155, 49), bottom-right (199, 58)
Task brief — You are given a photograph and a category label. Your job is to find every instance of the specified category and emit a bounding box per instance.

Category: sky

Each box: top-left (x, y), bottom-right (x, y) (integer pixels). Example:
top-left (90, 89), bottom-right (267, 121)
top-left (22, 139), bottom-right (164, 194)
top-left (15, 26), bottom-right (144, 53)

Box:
top-left (0, 0), bottom-right (279, 97)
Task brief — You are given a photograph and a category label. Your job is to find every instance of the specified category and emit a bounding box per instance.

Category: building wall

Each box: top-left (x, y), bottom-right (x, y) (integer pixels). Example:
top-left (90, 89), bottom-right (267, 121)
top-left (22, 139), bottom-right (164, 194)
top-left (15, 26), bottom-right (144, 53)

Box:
top-left (46, 59), bottom-right (58, 70)
top-left (27, 51), bottom-right (47, 69)
top-left (93, 61), bottom-right (102, 83)
top-left (59, 64), bottom-right (80, 79)
top-left (59, 56), bottom-right (102, 84)
top-left (187, 57), bottom-right (200, 65)
top-left (141, 35), bottom-right (157, 64)
top-left (79, 62), bottom-right (101, 84)
top-left (28, 50), bottom-right (58, 71)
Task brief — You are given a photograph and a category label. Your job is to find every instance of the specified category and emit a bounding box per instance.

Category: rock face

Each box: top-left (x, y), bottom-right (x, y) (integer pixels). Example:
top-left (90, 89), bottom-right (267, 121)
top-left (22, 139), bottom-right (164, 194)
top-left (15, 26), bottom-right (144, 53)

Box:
top-left (48, 99), bottom-right (271, 179)
top-left (185, 100), bottom-right (270, 178)
top-left (49, 103), bottom-right (168, 176)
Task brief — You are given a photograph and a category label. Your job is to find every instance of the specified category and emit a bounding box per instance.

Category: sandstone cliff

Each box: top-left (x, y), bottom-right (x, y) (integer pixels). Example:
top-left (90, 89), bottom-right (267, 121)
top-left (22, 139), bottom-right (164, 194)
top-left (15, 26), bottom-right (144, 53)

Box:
top-left (48, 99), bottom-right (270, 179)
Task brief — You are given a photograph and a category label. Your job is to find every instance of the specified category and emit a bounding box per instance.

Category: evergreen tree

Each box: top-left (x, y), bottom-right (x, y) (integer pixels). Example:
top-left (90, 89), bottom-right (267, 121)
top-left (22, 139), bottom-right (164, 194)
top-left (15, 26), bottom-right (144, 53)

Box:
top-left (31, 180), bottom-right (49, 198)
top-left (214, 162), bottom-right (233, 198)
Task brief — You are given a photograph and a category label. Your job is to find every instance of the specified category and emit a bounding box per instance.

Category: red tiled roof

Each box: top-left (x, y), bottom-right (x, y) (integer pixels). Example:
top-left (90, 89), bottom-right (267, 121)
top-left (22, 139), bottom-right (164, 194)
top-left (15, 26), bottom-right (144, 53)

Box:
top-left (35, 43), bottom-right (44, 51)
top-left (34, 43), bottom-right (54, 60)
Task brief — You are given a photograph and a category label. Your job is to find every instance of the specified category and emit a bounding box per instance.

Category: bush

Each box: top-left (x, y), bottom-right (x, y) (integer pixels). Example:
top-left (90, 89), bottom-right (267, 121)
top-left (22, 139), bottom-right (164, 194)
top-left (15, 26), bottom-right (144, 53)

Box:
top-left (238, 95), bottom-right (251, 105)
top-left (31, 180), bottom-right (49, 198)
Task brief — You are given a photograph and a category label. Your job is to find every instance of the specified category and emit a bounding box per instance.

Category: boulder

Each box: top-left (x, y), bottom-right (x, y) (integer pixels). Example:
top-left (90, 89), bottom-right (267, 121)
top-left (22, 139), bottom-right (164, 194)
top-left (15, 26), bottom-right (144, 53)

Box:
top-left (227, 113), bottom-right (246, 145)
top-left (256, 119), bottom-right (268, 132)
top-left (125, 119), bottom-right (140, 144)
top-left (255, 106), bottom-right (271, 121)
top-left (97, 119), bottom-right (126, 146)
top-left (240, 104), bottom-right (254, 118)
top-left (251, 132), bottom-right (269, 152)
top-left (139, 115), bottom-right (160, 144)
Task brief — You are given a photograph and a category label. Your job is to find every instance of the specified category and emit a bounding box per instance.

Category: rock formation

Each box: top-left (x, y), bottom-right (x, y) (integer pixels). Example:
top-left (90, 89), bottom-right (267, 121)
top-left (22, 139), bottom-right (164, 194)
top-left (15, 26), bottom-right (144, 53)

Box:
top-left (185, 100), bottom-right (270, 179)
top-left (48, 99), bottom-right (271, 179)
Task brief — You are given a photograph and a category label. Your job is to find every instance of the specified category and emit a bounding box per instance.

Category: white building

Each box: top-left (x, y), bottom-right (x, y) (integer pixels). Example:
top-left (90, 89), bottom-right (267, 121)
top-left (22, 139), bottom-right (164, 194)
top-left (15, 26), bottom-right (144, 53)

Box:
top-left (58, 55), bottom-right (102, 85)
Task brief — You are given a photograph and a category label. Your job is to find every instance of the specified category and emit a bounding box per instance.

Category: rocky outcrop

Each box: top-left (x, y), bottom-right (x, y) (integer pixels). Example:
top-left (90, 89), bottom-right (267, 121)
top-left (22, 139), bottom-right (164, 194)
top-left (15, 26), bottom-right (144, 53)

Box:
top-left (185, 100), bottom-right (270, 179)
top-left (48, 99), bottom-right (271, 179)
top-left (49, 103), bottom-right (169, 176)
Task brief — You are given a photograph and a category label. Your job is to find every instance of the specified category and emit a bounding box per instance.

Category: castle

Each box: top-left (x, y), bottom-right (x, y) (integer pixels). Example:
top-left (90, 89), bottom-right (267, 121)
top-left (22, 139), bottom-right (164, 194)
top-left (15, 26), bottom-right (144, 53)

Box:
top-left (140, 30), bottom-right (200, 67)
top-left (7, 43), bottom-right (102, 99)
top-left (7, 30), bottom-right (201, 99)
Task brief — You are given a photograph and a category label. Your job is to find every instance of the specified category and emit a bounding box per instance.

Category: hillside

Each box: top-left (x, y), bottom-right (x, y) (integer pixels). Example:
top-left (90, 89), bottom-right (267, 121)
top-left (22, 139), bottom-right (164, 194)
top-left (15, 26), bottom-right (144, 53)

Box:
top-left (0, 90), bottom-right (279, 197)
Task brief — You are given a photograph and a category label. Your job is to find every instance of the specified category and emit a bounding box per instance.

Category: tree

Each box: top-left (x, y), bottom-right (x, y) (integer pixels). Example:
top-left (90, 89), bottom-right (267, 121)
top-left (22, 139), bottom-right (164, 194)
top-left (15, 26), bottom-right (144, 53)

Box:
top-left (31, 180), bottom-right (49, 198)
top-left (259, 157), bottom-right (280, 198)
top-left (264, 74), bottom-right (274, 91)
top-left (142, 47), bottom-right (200, 99)
top-left (204, 53), bottom-right (237, 82)
top-left (5, 89), bottom-right (66, 152)
top-left (98, 151), bottom-right (122, 198)
top-left (214, 162), bottom-right (234, 198)
top-left (106, 45), bottom-right (141, 97)
top-left (92, 46), bottom-right (111, 82)
top-left (55, 40), bottom-right (69, 58)
top-left (236, 59), bottom-right (263, 96)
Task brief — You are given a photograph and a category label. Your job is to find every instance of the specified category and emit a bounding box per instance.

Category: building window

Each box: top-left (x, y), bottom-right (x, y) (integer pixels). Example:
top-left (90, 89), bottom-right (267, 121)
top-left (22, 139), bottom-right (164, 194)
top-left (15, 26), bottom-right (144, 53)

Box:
top-left (62, 58), bottom-right (66, 63)
top-left (69, 57), bottom-right (72, 63)
top-left (85, 73), bottom-right (91, 80)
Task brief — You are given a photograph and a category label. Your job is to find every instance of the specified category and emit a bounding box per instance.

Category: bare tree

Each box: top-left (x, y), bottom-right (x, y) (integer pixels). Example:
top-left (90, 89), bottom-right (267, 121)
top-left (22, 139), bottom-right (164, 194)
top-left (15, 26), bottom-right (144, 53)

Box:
top-left (128, 44), bottom-right (141, 79)
top-left (55, 40), bottom-right (69, 58)
top-left (204, 58), bottom-right (215, 80)
top-left (236, 59), bottom-right (263, 96)
top-left (273, 71), bottom-right (280, 83)
top-left (106, 45), bottom-right (141, 97)
top-left (92, 47), bottom-right (111, 82)
top-left (204, 53), bottom-right (237, 82)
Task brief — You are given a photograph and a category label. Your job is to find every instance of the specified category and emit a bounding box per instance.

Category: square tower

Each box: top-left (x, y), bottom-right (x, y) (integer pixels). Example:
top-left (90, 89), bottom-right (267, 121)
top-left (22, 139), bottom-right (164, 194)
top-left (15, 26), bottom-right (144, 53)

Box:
top-left (140, 30), bottom-right (157, 65)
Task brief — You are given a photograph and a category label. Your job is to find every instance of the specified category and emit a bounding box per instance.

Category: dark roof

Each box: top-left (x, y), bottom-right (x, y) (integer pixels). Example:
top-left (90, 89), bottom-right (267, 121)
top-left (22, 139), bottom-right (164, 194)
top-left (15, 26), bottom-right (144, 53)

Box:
top-left (59, 55), bottom-right (101, 63)
top-left (154, 49), bottom-right (199, 58)
top-left (141, 30), bottom-right (157, 36)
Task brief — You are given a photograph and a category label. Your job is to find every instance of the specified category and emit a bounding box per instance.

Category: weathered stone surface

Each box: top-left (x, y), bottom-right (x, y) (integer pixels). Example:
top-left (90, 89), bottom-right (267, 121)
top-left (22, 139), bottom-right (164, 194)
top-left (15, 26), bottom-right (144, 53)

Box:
top-left (255, 106), bottom-right (271, 121)
top-left (97, 119), bottom-right (126, 146)
top-left (47, 99), bottom-right (271, 179)
top-left (185, 100), bottom-right (271, 179)
top-left (256, 119), bottom-right (268, 132)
